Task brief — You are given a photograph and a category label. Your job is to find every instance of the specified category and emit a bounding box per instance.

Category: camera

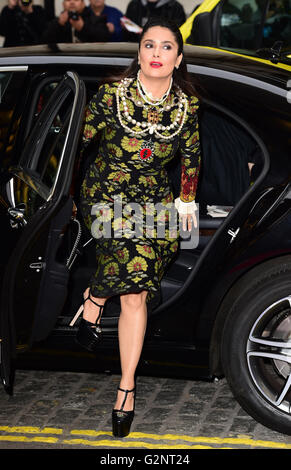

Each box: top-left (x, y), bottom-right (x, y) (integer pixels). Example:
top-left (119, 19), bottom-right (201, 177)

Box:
top-left (20, 0), bottom-right (32, 5)
top-left (68, 10), bottom-right (79, 20)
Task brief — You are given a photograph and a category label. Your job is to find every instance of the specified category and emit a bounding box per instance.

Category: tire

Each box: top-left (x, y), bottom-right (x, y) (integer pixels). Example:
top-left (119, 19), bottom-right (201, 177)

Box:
top-left (221, 256), bottom-right (291, 435)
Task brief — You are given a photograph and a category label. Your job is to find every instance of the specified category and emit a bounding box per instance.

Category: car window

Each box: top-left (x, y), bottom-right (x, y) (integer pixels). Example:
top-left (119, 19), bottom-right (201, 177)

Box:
top-left (32, 81), bottom-right (60, 123)
top-left (17, 84), bottom-right (75, 199)
top-left (0, 70), bottom-right (27, 170)
top-left (27, 92), bottom-right (73, 193)
top-left (196, 106), bottom-right (263, 208)
top-left (263, 0), bottom-right (291, 48)
top-left (219, 0), bottom-right (269, 49)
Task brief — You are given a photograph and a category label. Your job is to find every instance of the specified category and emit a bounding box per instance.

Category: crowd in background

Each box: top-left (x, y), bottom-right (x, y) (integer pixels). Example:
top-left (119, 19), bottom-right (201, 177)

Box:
top-left (0, 0), bottom-right (188, 47)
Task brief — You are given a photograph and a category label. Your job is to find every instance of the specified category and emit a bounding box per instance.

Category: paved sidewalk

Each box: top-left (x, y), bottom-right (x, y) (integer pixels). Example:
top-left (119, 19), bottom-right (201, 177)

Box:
top-left (0, 369), bottom-right (291, 449)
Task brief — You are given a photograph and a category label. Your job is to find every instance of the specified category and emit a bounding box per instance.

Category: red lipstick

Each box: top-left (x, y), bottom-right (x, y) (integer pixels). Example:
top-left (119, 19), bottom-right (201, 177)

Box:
top-left (150, 61), bottom-right (163, 67)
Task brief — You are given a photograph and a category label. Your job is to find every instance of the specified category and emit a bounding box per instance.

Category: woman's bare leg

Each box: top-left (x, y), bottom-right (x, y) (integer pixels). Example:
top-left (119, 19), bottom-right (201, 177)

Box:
top-left (114, 291), bottom-right (148, 411)
top-left (82, 287), bottom-right (108, 324)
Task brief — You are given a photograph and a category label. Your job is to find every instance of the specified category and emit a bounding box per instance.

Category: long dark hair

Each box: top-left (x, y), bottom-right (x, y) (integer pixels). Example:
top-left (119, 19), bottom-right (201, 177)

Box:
top-left (106, 17), bottom-right (198, 98)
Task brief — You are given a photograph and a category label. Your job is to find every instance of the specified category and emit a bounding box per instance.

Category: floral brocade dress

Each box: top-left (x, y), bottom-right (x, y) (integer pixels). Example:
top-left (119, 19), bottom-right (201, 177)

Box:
top-left (79, 78), bottom-right (201, 312)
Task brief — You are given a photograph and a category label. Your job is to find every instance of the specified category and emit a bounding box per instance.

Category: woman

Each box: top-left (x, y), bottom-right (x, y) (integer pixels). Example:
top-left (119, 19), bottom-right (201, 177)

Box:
top-left (70, 17), bottom-right (201, 438)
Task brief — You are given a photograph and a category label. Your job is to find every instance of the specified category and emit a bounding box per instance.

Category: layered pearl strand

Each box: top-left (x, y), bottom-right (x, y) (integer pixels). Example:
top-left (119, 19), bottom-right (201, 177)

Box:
top-left (116, 76), bottom-right (188, 140)
top-left (137, 70), bottom-right (172, 106)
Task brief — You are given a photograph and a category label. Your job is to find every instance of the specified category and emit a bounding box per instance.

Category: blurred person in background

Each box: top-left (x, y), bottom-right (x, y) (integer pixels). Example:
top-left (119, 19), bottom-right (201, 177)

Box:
top-left (0, 0), bottom-right (47, 47)
top-left (42, 0), bottom-right (111, 43)
top-left (89, 0), bottom-right (123, 41)
top-left (124, 0), bottom-right (186, 41)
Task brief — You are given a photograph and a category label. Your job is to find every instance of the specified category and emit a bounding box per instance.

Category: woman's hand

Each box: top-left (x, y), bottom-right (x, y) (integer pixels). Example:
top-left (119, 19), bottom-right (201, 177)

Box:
top-left (175, 197), bottom-right (198, 231)
top-left (181, 212), bottom-right (197, 231)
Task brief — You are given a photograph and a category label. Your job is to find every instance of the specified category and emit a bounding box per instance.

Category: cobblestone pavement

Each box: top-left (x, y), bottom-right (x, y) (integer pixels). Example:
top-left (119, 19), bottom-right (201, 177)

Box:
top-left (0, 369), bottom-right (291, 451)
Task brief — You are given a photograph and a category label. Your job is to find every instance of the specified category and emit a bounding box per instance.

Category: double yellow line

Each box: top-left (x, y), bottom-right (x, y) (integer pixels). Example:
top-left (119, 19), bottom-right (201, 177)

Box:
top-left (0, 426), bottom-right (290, 449)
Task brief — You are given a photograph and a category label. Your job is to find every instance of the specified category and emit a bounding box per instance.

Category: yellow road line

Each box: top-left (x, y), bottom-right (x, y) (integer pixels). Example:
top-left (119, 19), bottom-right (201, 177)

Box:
top-left (70, 429), bottom-right (112, 437)
top-left (64, 438), bottom-right (213, 449)
top-left (0, 426), bottom-right (62, 435)
top-left (128, 432), bottom-right (291, 449)
top-left (70, 430), bottom-right (291, 449)
top-left (0, 435), bottom-right (59, 444)
top-left (0, 426), bottom-right (290, 449)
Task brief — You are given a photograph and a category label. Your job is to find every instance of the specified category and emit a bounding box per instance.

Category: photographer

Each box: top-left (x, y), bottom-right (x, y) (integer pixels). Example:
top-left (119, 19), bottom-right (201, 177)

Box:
top-left (0, 0), bottom-right (47, 47)
top-left (89, 0), bottom-right (123, 42)
top-left (42, 0), bottom-right (111, 43)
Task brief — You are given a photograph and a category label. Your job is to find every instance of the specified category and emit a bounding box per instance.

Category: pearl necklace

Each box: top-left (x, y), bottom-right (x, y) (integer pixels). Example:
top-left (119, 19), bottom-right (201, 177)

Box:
top-left (116, 77), bottom-right (188, 140)
top-left (137, 70), bottom-right (173, 107)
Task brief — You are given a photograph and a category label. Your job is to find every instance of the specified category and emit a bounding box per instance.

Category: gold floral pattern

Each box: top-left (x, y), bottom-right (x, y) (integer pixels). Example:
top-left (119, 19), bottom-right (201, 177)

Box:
top-left (121, 135), bottom-right (142, 153)
top-left (80, 81), bottom-right (201, 311)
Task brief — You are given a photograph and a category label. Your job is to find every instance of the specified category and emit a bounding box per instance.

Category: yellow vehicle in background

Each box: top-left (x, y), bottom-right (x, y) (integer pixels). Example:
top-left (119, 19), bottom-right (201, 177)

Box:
top-left (181, 0), bottom-right (291, 63)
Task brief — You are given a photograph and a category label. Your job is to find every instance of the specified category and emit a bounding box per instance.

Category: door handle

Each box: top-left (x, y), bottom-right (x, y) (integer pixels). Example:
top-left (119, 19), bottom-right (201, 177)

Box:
top-left (8, 204), bottom-right (27, 228)
top-left (29, 261), bottom-right (46, 272)
top-left (228, 227), bottom-right (240, 243)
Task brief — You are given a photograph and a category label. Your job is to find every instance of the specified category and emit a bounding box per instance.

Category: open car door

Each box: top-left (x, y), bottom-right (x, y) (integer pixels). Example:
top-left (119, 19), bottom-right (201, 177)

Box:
top-left (0, 71), bottom-right (86, 393)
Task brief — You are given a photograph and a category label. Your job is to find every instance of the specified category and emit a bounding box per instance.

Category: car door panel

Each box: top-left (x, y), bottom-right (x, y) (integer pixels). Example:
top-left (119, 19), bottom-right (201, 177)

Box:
top-left (0, 71), bottom-right (86, 391)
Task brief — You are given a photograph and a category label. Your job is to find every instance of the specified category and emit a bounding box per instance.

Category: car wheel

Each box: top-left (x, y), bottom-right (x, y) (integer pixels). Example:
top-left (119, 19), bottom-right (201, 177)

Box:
top-left (221, 257), bottom-right (291, 435)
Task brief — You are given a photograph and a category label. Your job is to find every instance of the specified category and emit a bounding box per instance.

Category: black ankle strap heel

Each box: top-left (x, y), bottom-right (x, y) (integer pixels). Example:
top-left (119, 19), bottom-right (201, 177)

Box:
top-left (112, 386), bottom-right (136, 438)
top-left (116, 387), bottom-right (136, 411)
top-left (71, 288), bottom-right (105, 352)
top-left (83, 291), bottom-right (104, 333)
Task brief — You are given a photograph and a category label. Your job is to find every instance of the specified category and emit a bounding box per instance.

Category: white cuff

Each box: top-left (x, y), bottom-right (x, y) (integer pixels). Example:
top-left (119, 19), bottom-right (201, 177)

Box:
top-left (175, 197), bottom-right (197, 215)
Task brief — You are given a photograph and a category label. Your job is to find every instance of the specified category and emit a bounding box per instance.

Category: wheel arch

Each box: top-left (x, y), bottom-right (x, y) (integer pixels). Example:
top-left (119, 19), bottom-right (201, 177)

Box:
top-left (209, 254), bottom-right (291, 377)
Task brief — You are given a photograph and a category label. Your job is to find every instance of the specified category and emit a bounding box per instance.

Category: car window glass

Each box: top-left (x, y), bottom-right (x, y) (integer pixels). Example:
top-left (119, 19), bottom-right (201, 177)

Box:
top-left (9, 177), bottom-right (48, 220)
top-left (196, 106), bottom-right (263, 209)
top-left (262, 0), bottom-right (291, 48)
top-left (21, 89), bottom-right (74, 195)
top-left (32, 81), bottom-right (59, 124)
top-left (219, 0), bottom-right (269, 49)
top-left (0, 71), bottom-right (27, 170)
top-left (33, 93), bottom-right (73, 193)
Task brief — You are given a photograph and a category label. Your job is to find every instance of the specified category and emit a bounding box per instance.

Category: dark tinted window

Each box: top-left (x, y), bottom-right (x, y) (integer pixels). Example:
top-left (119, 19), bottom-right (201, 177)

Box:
top-left (0, 70), bottom-right (27, 169)
top-left (219, 0), bottom-right (291, 49)
top-left (219, 0), bottom-right (268, 49)
top-left (263, 0), bottom-right (291, 47)
top-left (21, 88), bottom-right (74, 196)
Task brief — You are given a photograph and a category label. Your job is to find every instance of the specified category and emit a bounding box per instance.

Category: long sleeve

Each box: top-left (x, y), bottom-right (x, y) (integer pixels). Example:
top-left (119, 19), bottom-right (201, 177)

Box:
top-left (76, 11), bottom-right (111, 42)
top-left (26, 6), bottom-right (47, 40)
top-left (178, 96), bottom-right (201, 203)
top-left (0, 5), bottom-right (46, 46)
top-left (103, 5), bottom-right (123, 42)
top-left (0, 6), bottom-right (14, 37)
top-left (42, 19), bottom-right (70, 43)
top-left (172, 3), bottom-right (186, 27)
top-left (125, 0), bottom-right (141, 25)
top-left (81, 83), bottom-right (111, 151)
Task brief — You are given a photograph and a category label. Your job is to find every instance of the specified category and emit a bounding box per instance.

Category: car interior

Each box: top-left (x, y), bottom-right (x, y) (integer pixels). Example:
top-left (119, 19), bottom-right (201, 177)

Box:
top-left (0, 68), bottom-right (264, 331)
top-left (186, 0), bottom-right (291, 52)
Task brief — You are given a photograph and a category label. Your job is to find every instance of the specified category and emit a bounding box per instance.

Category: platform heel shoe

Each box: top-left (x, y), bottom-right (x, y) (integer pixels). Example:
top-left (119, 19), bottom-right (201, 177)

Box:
top-left (69, 290), bottom-right (105, 352)
top-left (112, 387), bottom-right (136, 438)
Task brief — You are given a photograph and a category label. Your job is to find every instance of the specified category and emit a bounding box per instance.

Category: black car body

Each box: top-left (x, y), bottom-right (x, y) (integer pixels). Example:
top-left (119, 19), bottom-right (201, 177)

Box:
top-left (0, 42), bottom-right (291, 434)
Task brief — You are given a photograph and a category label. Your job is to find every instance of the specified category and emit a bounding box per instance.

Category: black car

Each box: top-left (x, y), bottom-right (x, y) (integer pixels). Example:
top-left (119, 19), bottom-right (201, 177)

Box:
top-left (0, 42), bottom-right (291, 435)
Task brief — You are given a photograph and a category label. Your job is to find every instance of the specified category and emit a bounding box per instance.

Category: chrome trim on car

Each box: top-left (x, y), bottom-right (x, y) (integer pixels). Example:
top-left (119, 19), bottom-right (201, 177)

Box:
top-left (187, 64), bottom-right (288, 98)
top-left (0, 56), bottom-right (131, 67)
top-left (0, 66), bottom-right (28, 71)
top-left (47, 71), bottom-right (80, 201)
